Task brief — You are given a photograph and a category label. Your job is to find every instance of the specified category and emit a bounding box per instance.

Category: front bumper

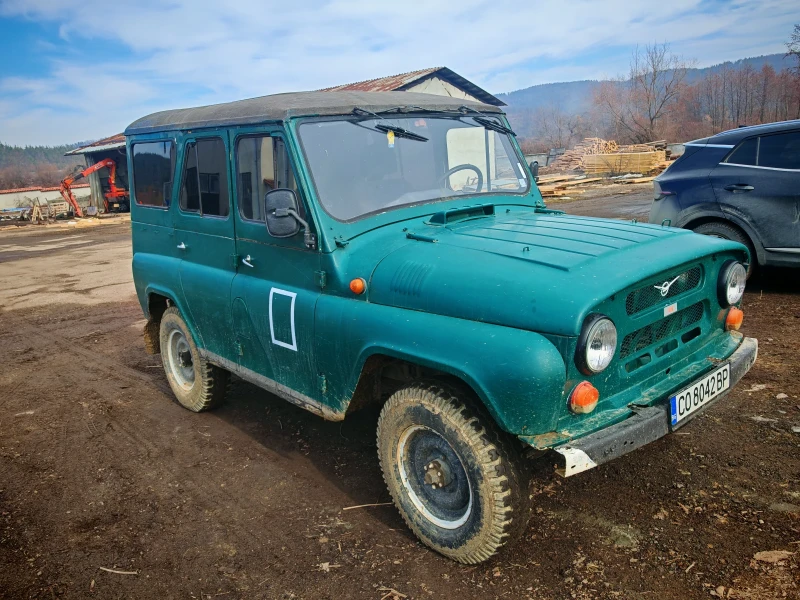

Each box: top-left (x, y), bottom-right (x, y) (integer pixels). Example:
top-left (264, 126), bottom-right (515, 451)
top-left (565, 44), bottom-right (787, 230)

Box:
top-left (553, 336), bottom-right (758, 477)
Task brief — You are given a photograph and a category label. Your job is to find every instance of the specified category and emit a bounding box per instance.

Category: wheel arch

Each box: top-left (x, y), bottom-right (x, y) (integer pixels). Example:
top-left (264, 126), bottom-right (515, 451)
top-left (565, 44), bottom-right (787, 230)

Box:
top-left (682, 215), bottom-right (765, 266)
top-left (143, 285), bottom-right (204, 351)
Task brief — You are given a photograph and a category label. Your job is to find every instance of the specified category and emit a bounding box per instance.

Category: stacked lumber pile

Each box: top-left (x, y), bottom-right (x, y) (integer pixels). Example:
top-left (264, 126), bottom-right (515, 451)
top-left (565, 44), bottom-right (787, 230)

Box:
top-left (582, 150), bottom-right (667, 174)
top-left (541, 138), bottom-right (672, 175)
top-left (541, 138), bottom-right (619, 173)
top-left (537, 174), bottom-right (604, 198)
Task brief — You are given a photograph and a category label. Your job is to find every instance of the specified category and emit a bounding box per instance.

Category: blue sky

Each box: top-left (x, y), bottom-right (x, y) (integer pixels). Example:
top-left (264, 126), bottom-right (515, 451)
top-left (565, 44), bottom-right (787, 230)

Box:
top-left (0, 0), bottom-right (797, 146)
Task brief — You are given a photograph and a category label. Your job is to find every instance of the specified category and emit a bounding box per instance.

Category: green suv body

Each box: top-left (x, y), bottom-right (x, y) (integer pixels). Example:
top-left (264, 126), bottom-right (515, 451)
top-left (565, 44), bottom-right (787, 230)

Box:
top-left (127, 91), bottom-right (757, 563)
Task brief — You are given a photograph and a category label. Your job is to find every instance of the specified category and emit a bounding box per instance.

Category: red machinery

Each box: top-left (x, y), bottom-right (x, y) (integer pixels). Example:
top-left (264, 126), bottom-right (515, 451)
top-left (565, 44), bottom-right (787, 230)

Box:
top-left (60, 158), bottom-right (129, 217)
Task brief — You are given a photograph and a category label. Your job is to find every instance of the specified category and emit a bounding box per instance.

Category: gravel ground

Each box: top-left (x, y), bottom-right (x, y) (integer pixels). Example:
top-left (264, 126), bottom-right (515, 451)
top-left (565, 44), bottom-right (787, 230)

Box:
top-left (0, 204), bottom-right (797, 600)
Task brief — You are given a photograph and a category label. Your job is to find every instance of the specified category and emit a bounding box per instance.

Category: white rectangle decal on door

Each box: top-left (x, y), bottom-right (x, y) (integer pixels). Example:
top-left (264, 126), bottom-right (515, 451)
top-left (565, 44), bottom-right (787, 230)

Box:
top-left (268, 288), bottom-right (297, 351)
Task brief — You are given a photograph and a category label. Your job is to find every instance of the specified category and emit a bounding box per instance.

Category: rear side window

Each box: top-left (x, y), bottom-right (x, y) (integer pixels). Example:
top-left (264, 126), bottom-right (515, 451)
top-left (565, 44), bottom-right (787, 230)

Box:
top-left (726, 137), bottom-right (757, 166)
top-left (179, 137), bottom-right (230, 217)
top-left (758, 131), bottom-right (800, 170)
top-left (132, 141), bottom-right (175, 207)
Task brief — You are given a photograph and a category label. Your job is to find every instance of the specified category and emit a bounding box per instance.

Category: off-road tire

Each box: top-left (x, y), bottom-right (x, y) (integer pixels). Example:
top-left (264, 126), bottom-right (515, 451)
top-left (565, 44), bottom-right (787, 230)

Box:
top-left (377, 382), bottom-right (531, 564)
top-left (159, 307), bottom-right (228, 412)
top-left (693, 221), bottom-right (757, 278)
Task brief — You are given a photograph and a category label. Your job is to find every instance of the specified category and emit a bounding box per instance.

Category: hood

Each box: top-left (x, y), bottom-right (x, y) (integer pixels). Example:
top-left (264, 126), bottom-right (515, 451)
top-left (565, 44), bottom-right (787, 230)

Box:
top-left (367, 210), bottom-right (744, 336)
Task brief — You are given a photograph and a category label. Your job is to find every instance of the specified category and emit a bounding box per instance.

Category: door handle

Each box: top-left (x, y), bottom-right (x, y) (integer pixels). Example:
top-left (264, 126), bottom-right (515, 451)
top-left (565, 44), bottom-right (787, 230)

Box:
top-left (724, 184), bottom-right (754, 192)
top-left (177, 242), bottom-right (187, 250)
top-left (242, 255), bottom-right (254, 268)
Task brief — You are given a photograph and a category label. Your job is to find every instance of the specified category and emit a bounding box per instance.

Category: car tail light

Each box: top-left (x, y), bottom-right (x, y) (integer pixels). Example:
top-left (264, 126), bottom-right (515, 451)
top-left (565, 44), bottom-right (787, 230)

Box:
top-left (569, 381), bottom-right (600, 414)
top-left (725, 307), bottom-right (744, 331)
top-left (653, 180), bottom-right (675, 202)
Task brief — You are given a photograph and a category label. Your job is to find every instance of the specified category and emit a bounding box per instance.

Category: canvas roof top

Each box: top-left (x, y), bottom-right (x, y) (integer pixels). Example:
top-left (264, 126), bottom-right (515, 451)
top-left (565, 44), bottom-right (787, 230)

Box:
top-left (125, 90), bottom-right (503, 136)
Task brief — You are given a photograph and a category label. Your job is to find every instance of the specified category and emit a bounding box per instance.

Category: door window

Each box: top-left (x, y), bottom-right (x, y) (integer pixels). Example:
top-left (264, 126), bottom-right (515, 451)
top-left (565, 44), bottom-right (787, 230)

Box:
top-left (179, 138), bottom-right (230, 216)
top-left (758, 132), bottom-right (800, 170)
top-left (236, 135), bottom-right (298, 221)
top-left (132, 141), bottom-right (175, 207)
top-left (725, 137), bottom-right (758, 166)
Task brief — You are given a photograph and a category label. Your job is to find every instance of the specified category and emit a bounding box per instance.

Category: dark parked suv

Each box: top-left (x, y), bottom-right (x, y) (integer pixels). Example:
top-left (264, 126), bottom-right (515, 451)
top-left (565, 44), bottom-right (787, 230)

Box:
top-left (649, 120), bottom-right (800, 272)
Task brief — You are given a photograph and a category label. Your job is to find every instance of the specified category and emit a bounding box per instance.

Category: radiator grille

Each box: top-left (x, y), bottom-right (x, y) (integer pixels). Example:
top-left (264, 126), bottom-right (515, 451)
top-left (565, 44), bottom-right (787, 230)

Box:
top-left (625, 266), bottom-right (702, 315)
top-left (620, 302), bottom-right (704, 359)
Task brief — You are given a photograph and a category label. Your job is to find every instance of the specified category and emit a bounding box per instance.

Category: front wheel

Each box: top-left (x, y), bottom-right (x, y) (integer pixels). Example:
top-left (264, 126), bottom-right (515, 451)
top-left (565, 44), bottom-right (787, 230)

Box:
top-left (159, 307), bottom-right (228, 412)
top-left (377, 382), bottom-right (530, 563)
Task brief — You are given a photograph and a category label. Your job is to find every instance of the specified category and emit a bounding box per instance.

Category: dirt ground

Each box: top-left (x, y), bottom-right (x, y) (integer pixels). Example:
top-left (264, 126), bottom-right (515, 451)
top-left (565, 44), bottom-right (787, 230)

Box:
top-left (1, 200), bottom-right (798, 600)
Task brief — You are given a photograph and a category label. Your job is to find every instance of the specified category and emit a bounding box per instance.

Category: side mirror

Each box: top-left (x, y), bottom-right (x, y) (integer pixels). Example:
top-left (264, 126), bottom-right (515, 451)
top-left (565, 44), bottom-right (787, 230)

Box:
top-left (264, 188), bottom-right (317, 249)
top-left (529, 161), bottom-right (540, 183)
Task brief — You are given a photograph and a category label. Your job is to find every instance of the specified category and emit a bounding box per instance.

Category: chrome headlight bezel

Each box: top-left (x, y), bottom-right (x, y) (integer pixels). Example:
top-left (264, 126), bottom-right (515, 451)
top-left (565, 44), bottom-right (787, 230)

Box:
top-left (718, 261), bottom-right (746, 306)
top-left (576, 315), bottom-right (618, 375)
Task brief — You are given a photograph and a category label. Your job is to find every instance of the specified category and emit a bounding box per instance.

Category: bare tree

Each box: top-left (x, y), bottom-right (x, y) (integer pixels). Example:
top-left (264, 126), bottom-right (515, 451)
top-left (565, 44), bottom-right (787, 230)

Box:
top-left (535, 105), bottom-right (588, 149)
top-left (787, 24), bottom-right (800, 73)
top-left (594, 43), bottom-right (691, 143)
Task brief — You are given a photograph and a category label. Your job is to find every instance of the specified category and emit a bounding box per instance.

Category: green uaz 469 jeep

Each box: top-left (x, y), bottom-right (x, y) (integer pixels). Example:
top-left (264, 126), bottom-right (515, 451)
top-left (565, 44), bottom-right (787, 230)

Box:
top-left (127, 91), bottom-right (757, 563)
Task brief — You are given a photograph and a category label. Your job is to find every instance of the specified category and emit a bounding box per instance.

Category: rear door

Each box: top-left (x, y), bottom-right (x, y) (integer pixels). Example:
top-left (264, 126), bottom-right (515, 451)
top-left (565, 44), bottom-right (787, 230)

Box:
top-left (711, 130), bottom-right (800, 250)
top-left (173, 134), bottom-right (238, 360)
top-left (228, 128), bottom-right (322, 401)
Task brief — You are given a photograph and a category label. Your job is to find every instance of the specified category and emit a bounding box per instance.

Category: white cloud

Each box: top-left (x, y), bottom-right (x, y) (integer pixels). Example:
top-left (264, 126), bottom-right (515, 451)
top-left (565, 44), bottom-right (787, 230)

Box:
top-left (0, 0), bottom-right (797, 144)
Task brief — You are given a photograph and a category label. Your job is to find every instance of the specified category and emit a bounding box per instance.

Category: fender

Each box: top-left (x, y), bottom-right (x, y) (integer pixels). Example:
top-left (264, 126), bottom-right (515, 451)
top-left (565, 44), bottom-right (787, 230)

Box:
top-left (133, 251), bottom-right (204, 349)
top-left (680, 207), bottom-right (766, 266)
top-left (315, 295), bottom-right (567, 435)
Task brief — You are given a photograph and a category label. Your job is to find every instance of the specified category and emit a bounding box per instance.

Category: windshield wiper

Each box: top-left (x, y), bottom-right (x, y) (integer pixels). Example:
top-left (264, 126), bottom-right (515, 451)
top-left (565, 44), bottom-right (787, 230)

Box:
top-left (458, 105), bottom-right (516, 135)
top-left (374, 123), bottom-right (428, 142)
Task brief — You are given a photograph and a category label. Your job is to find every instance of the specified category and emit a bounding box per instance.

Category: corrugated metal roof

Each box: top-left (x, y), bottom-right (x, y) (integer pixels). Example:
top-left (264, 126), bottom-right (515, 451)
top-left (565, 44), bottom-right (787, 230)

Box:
top-left (320, 67), bottom-right (504, 107)
top-left (0, 183), bottom-right (89, 195)
top-left (321, 68), bottom-right (442, 93)
top-left (65, 133), bottom-right (126, 156)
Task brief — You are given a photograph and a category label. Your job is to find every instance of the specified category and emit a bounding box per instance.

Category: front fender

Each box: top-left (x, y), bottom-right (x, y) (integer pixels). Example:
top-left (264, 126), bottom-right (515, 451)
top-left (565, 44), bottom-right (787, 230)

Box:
top-left (315, 296), bottom-right (567, 435)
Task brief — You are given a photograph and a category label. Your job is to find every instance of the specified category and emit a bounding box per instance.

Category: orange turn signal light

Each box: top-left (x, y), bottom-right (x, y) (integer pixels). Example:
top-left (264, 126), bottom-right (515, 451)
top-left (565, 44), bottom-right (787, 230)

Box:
top-left (569, 381), bottom-right (600, 414)
top-left (725, 307), bottom-right (744, 331)
top-left (349, 277), bottom-right (366, 295)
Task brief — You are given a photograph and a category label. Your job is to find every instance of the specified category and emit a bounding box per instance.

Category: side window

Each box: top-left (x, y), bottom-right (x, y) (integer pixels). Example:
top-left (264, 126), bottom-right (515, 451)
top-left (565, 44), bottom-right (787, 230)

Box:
top-left (758, 131), bottom-right (800, 170)
top-left (236, 135), bottom-right (299, 222)
top-left (179, 137), bottom-right (229, 217)
top-left (132, 141), bottom-right (175, 207)
top-left (725, 137), bottom-right (758, 166)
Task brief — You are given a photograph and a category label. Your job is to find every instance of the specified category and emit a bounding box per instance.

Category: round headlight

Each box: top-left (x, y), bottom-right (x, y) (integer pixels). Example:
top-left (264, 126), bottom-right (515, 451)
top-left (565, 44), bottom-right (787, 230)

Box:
top-left (718, 261), bottom-right (746, 306)
top-left (577, 315), bottom-right (617, 374)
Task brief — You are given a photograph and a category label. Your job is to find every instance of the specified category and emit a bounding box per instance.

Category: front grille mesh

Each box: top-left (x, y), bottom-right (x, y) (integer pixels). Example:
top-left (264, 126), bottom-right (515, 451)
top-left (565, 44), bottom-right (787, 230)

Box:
top-left (620, 301), bottom-right (704, 359)
top-left (625, 266), bottom-right (702, 315)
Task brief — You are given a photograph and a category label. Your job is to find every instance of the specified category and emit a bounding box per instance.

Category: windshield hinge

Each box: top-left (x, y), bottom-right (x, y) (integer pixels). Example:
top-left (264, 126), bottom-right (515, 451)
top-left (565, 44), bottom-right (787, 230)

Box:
top-left (315, 270), bottom-right (327, 289)
top-left (334, 237), bottom-right (349, 248)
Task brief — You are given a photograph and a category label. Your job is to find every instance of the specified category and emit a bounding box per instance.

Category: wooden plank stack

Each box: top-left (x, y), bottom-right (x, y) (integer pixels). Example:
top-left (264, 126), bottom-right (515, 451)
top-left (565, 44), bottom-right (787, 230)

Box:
top-left (582, 150), bottom-right (667, 174)
top-left (541, 138), bottom-right (671, 175)
top-left (541, 138), bottom-right (619, 173)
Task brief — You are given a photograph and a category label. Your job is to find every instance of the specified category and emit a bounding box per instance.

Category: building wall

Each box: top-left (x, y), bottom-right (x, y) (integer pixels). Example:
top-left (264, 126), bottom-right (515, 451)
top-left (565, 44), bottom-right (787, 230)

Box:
top-left (404, 77), bottom-right (478, 102)
top-left (0, 187), bottom-right (91, 210)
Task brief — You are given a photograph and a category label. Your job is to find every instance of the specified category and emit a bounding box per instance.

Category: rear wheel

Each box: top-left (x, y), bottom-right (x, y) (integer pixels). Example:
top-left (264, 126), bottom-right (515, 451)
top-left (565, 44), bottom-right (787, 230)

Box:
top-left (377, 382), bottom-right (530, 564)
top-left (692, 221), bottom-right (756, 278)
top-left (159, 307), bottom-right (228, 412)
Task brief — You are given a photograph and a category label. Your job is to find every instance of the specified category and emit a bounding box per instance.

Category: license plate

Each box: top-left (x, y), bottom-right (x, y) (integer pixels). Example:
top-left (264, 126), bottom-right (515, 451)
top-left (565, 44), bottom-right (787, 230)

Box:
top-left (669, 364), bottom-right (730, 427)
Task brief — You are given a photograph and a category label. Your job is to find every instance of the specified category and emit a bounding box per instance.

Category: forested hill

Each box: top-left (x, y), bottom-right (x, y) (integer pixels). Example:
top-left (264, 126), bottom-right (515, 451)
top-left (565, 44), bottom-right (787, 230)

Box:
top-left (0, 142), bottom-right (84, 170)
top-left (496, 53), bottom-right (790, 114)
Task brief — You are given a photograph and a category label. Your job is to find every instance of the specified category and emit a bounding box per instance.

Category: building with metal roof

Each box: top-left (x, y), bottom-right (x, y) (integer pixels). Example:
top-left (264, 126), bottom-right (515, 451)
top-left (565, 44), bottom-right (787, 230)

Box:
top-left (320, 67), bottom-right (504, 107)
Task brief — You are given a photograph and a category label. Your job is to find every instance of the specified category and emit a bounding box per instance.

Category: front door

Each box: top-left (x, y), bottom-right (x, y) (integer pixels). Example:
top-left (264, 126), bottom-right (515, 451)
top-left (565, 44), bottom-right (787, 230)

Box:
top-left (173, 134), bottom-right (238, 360)
top-left (228, 129), bottom-right (323, 402)
top-left (711, 130), bottom-right (800, 250)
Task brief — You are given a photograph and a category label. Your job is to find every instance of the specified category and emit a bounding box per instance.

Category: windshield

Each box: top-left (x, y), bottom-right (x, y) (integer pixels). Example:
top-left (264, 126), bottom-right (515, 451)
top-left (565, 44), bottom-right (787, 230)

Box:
top-left (298, 115), bottom-right (529, 221)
